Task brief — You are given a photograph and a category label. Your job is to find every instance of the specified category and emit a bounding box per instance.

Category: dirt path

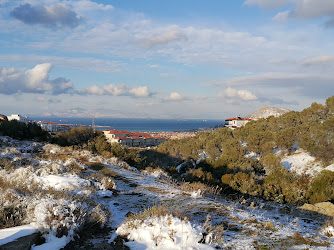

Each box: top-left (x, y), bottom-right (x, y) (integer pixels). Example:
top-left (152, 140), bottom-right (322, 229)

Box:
top-left (66, 163), bottom-right (334, 249)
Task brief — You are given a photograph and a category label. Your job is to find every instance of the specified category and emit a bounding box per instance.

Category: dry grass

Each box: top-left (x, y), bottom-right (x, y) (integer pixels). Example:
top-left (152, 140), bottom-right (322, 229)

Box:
top-left (85, 161), bottom-right (105, 171)
top-left (201, 214), bottom-right (225, 246)
top-left (99, 167), bottom-right (118, 177)
top-left (180, 181), bottom-right (222, 197)
top-left (126, 205), bottom-right (183, 224)
top-left (0, 158), bottom-right (17, 171)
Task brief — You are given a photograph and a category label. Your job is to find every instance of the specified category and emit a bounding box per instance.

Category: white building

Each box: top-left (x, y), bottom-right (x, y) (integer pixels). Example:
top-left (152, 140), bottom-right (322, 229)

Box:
top-left (7, 114), bottom-right (30, 123)
top-left (225, 116), bottom-right (252, 129)
top-left (39, 122), bottom-right (70, 133)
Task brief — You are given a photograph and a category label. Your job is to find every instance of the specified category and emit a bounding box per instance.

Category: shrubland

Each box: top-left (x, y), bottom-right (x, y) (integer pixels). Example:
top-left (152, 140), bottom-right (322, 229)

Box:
top-left (152, 96), bottom-right (334, 205)
top-left (39, 96), bottom-right (334, 206)
top-left (2, 96), bottom-right (334, 215)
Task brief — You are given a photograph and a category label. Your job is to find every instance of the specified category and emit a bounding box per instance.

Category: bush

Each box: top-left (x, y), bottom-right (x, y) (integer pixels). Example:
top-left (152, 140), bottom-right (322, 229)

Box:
top-left (0, 120), bottom-right (49, 141)
top-left (52, 127), bottom-right (98, 147)
top-left (309, 170), bottom-right (334, 204)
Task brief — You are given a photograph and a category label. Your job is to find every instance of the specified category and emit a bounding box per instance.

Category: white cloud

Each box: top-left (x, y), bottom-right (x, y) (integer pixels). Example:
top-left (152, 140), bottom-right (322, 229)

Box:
top-left (221, 87), bottom-right (258, 101)
top-left (129, 86), bottom-right (150, 97)
top-left (25, 63), bottom-right (53, 91)
top-left (273, 11), bottom-right (290, 21)
top-left (248, 0), bottom-right (334, 27)
top-left (301, 55), bottom-right (334, 66)
top-left (71, 0), bottom-right (113, 14)
top-left (0, 63), bottom-right (73, 95)
top-left (104, 84), bottom-right (125, 96)
top-left (139, 29), bottom-right (187, 48)
top-left (86, 85), bottom-right (105, 95)
top-left (84, 84), bottom-right (151, 98)
top-left (165, 92), bottom-right (184, 101)
top-left (0, 67), bottom-right (21, 76)
top-left (149, 64), bottom-right (159, 68)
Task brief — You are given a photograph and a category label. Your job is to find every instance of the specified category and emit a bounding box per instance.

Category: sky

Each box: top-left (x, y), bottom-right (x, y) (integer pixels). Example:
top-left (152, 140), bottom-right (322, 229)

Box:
top-left (0, 0), bottom-right (334, 119)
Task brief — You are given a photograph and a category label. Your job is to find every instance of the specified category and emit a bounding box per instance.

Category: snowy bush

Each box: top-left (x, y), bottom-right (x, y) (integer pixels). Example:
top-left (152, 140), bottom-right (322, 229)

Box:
top-left (117, 214), bottom-right (214, 249)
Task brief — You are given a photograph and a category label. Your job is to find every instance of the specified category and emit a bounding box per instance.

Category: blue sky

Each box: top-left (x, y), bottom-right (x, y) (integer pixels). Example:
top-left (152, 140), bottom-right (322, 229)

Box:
top-left (1, 0), bottom-right (334, 119)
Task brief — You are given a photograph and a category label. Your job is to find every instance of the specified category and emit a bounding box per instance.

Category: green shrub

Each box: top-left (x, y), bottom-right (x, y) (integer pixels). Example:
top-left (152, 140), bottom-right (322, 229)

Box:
top-left (309, 170), bottom-right (334, 204)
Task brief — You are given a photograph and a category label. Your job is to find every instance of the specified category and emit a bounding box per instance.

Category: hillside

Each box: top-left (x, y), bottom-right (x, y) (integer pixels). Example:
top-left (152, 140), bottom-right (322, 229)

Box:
top-left (1, 136), bottom-right (334, 249)
top-left (246, 106), bottom-right (291, 119)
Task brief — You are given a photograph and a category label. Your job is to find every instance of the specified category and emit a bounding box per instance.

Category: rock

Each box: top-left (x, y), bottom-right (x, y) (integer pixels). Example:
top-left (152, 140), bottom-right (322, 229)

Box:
top-left (300, 202), bottom-right (334, 217)
top-left (0, 232), bottom-right (43, 250)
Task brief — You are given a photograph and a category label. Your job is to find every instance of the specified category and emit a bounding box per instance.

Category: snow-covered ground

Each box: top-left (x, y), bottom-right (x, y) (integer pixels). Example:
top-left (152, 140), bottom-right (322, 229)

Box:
top-left (280, 149), bottom-right (334, 177)
top-left (1, 136), bottom-right (334, 249)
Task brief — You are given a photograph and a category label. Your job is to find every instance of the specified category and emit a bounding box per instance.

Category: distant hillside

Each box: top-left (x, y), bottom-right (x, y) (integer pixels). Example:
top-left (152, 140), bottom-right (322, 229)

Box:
top-left (246, 106), bottom-right (291, 119)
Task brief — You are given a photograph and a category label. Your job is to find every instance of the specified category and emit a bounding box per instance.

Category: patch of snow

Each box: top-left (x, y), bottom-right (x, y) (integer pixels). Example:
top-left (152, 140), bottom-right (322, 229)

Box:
top-left (43, 144), bottom-right (62, 154)
top-left (63, 158), bottom-right (86, 170)
top-left (31, 234), bottom-right (70, 250)
top-left (324, 164), bottom-right (334, 172)
top-left (38, 174), bottom-right (91, 191)
top-left (197, 151), bottom-right (209, 164)
top-left (96, 190), bottom-right (113, 198)
top-left (320, 225), bottom-right (334, 237)
top-left (176, 162), bottom-right (185, 173)
top-left (142, 169), bottom-right (168, 178)
top-left (191, 189), bottom-right (202, 198)
top-left (244, 151), bottom-right (259, 160)
top-left (0, 224), bottom-right (38, 246)
top-left (116, 215), bottom-right (214, 250)
top-left (281, 149), bottom-right (323, 177)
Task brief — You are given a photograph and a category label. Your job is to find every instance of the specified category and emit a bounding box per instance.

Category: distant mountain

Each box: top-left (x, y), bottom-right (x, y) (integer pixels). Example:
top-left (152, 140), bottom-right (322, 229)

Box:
top-left (247, 106), bottom-right (291, 119)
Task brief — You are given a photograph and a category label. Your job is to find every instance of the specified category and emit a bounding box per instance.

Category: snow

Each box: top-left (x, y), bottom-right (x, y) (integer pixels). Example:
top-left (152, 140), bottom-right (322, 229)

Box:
top-left (324, 164), bottom-right (334, 172)
top-left (2, 135), bottom-right (334, 249)
top-left (191, 189), bottom-right (203, 198)
top-left (31, 234), bottom-right (70, 250)
top-left (97, 190), bottom-right (113, 198)
top-left (244, 151), bottom-right (259, 160)
top-left (0, 224), bottom-right (38, 246)
top-left (38, 174), bottom-right (91, 191)
top-left (281, 149), bottom-right (323, 177)
top-left (116, 215), bottom-right (214, 250)
top-left (320, 226), bottom-right (334, 237)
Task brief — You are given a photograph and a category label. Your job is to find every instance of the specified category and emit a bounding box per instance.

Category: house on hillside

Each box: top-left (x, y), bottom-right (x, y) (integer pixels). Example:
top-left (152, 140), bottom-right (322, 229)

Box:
top-left (7, 114), bottom-right (30, 123)
top-left (40, 122), bottom-right (59, 132)
top-left (225, 116), bottom-right (252, 129)
top-left (104, 129), bottom-right (168, 147)
top-left (40, 122), bottom-right (70, 133)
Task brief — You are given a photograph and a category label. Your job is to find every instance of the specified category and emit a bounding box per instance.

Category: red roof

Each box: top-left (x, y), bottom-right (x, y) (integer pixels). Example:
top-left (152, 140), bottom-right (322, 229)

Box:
top-left (43, 122), bottom-right (58, 124)
top-left (142, 134), bottom-right (152, 138)
top-left (225, 117), bottom-right (252, 121)
top-left (131, 132), bottom-right (142, 136)
top-left (110, 131), bottom-right (131, 135)
top-left (116, 137), bottom-right (130, 140)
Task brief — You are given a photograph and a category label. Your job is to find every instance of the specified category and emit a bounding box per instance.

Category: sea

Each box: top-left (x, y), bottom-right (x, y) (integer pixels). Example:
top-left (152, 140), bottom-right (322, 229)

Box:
top-left (31, 117), bottom-right (225, 132)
